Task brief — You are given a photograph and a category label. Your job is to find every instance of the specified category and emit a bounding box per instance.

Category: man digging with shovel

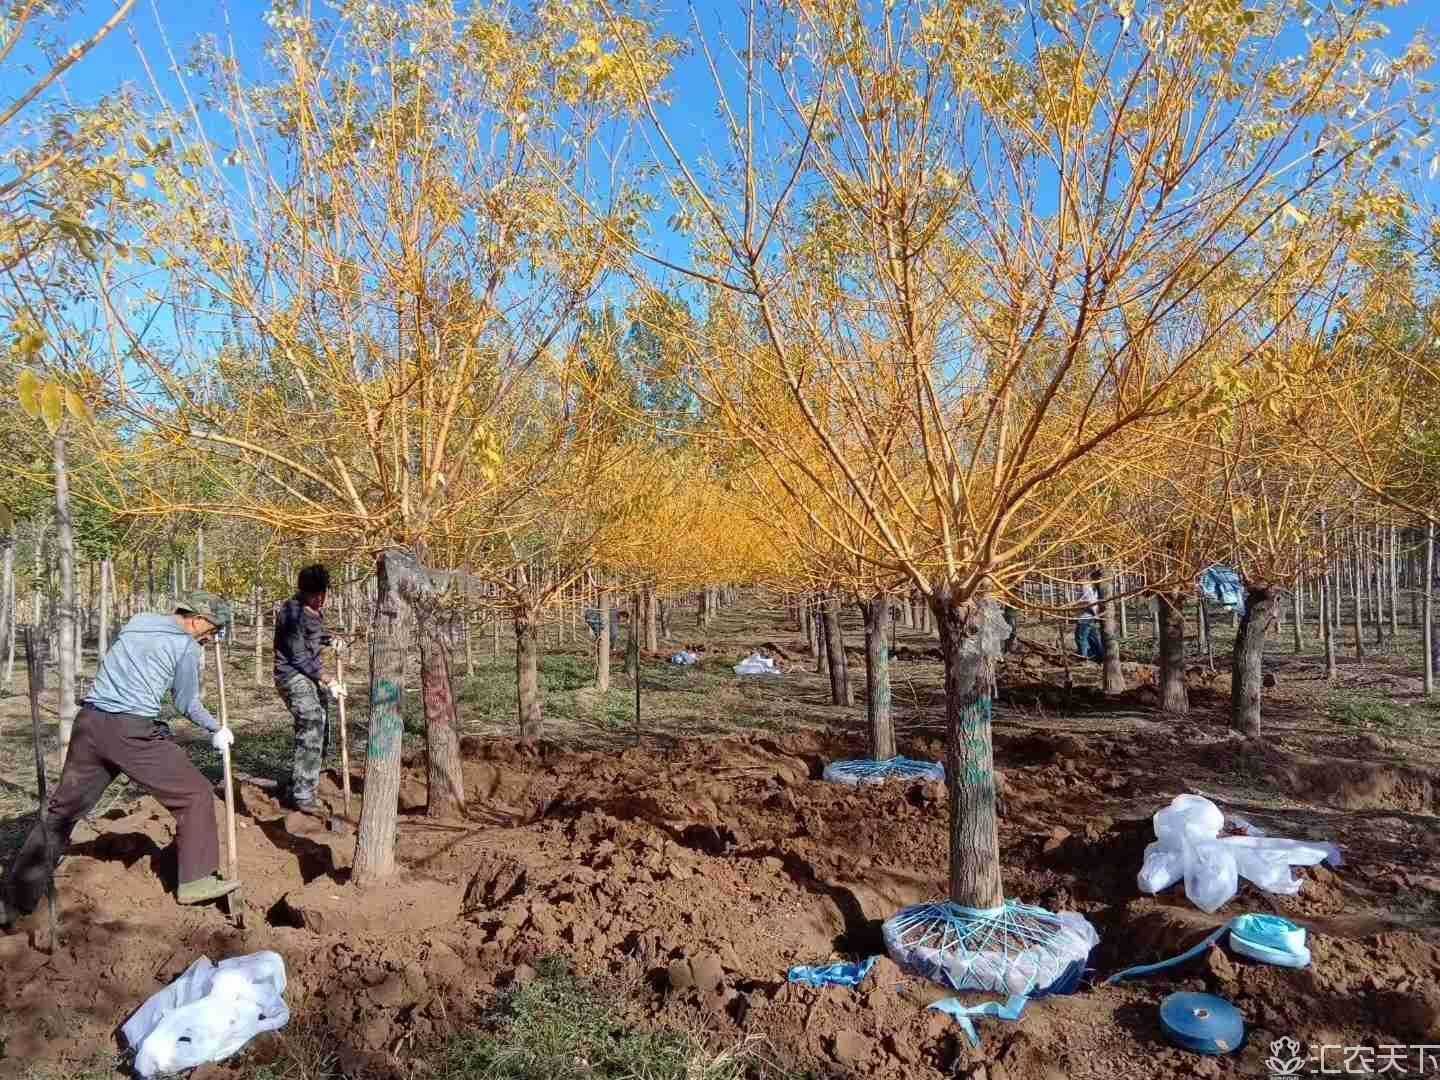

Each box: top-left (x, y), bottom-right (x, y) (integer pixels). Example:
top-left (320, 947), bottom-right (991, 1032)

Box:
top-left (0, 593), bottom-right (242, 930)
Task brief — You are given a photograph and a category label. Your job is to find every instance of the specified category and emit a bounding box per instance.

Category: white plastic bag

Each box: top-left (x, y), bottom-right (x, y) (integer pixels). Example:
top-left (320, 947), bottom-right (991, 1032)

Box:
top-left (125, 951), bottom-right (289, 1077)
top-left (1219, 835), bottom-right (1333, 895)
top-left (670, 650), bottom-right (699, 666)
top-left (1137, 841), bottom-right (1185, 894)
top-left (1153, 795), bottom-right (1224, 847)
top-left (1184, 841), bottom-right (1239, 914)
top-left (733, 652), bottom-right (780, 676)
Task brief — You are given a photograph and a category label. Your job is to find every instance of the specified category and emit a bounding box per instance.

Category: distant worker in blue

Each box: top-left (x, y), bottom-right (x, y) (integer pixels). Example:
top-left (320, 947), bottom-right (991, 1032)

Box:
top-left (1075, 570), bottom-right (1105, 662)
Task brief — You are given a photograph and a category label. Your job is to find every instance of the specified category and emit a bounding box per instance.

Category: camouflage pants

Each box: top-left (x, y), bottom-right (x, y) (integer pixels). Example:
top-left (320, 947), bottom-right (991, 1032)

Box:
top-left (278, 674), bottom-right (329, 804)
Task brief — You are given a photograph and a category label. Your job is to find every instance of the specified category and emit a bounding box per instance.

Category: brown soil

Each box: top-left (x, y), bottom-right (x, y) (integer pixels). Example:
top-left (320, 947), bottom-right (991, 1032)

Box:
top-left (3, 715), bottom-right (1439, 1080)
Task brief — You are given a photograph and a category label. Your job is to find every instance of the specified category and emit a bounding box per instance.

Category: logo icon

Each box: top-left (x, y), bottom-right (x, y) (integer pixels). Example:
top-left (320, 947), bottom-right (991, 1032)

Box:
top-left (1267, 1036), bottom-right (1306, 1076)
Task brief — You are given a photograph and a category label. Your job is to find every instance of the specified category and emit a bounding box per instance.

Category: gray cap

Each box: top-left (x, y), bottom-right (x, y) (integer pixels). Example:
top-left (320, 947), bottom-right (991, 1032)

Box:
top-left (175, 590), bottom-right (233, 629)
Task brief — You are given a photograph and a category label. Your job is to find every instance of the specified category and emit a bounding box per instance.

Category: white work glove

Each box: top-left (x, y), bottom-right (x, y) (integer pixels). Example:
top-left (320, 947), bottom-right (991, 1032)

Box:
top-left (325, 679), bottom-right (348, 699)
top-left (210, 726), bottom-right (235, 752)
top-left (330, 637), bottom-right (349, 655)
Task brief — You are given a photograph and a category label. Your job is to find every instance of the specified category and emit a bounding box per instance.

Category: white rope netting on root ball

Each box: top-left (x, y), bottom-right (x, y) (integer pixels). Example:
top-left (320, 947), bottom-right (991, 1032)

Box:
top-left (883, 901), bottom-right (1100, 996)
top-left (821, 758), bottom-right (945, 785)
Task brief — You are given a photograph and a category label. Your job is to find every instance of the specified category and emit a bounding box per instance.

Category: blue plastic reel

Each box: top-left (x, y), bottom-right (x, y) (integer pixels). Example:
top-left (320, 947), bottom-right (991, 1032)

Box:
top-left (1159, 992), bottom-right (1245, 1055)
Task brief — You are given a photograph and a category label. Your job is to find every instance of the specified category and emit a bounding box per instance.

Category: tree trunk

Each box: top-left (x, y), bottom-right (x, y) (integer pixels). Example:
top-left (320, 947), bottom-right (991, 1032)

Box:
top-left (98, 558), bottom-right (111, 661)
top-left (1410, 541), bottom-right (1420, 628)
top-left (253, 583), bottom-right (264, 686)
top-left (1098, 574), bottom-right (1124, 694)
top-left (53, 432), bottom-right (78, 766)
top-left (644, 587), bottom-right (659, 652)
top-left (658, 597), bottom-right (671, 640)
top-left (196, 527), bottom-right (205, 589)
top-left (596, 587), bottom-right (611, 692)
top-left (803, 598), bottom-right (816, 657)
top-left (0, 538), bottom-right (13, 693)
top-left (1157, 593), bottom-right (1188, 715)
top-left (1388, 524), bottom-right (1399, 642)
top-left (1351, 538), bottom-right (1365, 661)
top-left (861, 596), bottom-right (894, 760)
top-left (697, 589), bottom-right (707, 627)
top-left (934, 592), bottom-right (1004, 910)
top-left (815, 599), bottom-right (828, 674)
top-left (1117, 574), bottom-right (1129, 639)
top-left (1291, 575), bottom-right (1304, 654)
top-left (821, 595), bottom-right (852, 706)
top-left (1425, 523), bottom-right (1435, 696)
top-left (515, 602), bottom-right (543, 738)
top-left (353, 550), bottom-right (413, 885)
top-left (1230, 585), bottom-right (1279, 737)
top-left (417, 609), bottom-right (466, 818)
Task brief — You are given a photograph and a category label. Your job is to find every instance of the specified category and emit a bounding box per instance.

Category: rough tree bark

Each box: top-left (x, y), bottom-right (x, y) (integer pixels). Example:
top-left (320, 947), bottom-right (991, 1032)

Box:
top-left (416, 607), bottom-right (465, 818)
top-left (353, 550), bottom-right (414, 884)
top-left (860, 595), bottom-right (894, 759)
top-left (596, 587), bottom-right (611, 692)
top-left (821, 595), bottom-right (852, 706)
top-left (1230, 584), bottom-right (1279, 737)
top-left (1157, 593), bottom-right (1188, 715)
top-left (53, 432), bottom-right (77, 766)
top-left (933, 591), bottom-right (1005, 910)
top-left (1098, 574), bottom-right (1124, 694)
top-left (515, 601), bottom-right (543, 738)
top-left (802, 598), bottom-right (816, 657)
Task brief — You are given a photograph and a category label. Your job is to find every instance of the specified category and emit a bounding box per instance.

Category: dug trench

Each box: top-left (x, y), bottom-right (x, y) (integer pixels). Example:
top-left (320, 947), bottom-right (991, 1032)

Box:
top-left (2, 718), bottom-right (1439, 1080)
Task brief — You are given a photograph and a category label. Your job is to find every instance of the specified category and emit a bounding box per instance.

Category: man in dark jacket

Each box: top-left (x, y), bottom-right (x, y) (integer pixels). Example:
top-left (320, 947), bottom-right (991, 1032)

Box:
top-left (273, 564), bottom-right (346, 811)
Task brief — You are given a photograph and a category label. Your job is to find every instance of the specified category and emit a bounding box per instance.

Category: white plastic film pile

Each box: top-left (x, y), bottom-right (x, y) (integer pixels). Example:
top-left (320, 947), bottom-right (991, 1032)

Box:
top-left (733, 652), bottom-right (781, 676)
top-left (883, 901), bottom-right (1099, 997)
top-left (1138, 795), bottom-right (1342, 913)
top-left (123, 951), bottom-right (289, 1077)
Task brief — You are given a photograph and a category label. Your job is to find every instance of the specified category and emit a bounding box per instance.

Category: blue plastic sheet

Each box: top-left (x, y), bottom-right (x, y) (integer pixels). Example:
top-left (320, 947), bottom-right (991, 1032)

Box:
top-left (928, 994), bottom-right (1029, 1047)
top-left (1200, 566), bottom-right (1245, 612)
top-left (787, 956), bottom-right (878, 989)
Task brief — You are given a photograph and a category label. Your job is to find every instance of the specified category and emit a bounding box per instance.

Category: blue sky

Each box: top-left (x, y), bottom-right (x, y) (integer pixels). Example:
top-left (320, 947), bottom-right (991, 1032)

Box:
top-left (7, 0), bottom-right (1437, 331)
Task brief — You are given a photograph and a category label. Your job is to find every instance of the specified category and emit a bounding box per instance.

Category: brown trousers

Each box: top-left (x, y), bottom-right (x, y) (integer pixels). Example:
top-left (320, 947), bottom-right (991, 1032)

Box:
top-left (1, 706), bottom-right (218, 914)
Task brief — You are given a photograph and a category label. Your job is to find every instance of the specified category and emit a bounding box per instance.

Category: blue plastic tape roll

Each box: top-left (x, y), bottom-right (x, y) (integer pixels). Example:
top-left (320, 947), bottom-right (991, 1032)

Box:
top-left (1159, 992), bottom-right (1245, 1055)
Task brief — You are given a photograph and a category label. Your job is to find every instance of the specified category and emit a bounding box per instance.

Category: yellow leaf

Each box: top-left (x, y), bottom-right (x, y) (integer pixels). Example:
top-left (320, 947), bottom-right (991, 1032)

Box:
top-left (17, 370), bottom-right (42, 418)
top-left (65, 388), bottom-right (92, 422)
top-left (41, 382), bottom-right (65, 433)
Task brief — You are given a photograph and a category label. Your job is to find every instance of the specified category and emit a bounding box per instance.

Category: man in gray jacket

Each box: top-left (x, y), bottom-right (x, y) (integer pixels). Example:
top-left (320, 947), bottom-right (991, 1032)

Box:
top-left (1, 593), bottom-right (240, 928)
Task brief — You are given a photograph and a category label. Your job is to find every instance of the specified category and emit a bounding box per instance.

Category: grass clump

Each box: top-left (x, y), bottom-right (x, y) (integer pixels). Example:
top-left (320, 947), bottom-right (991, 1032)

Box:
top-left (1328, 690), bottom-right (1405, 732)
top-left (433, 958), bottom-right (792, 1080)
